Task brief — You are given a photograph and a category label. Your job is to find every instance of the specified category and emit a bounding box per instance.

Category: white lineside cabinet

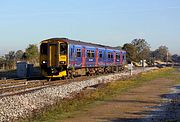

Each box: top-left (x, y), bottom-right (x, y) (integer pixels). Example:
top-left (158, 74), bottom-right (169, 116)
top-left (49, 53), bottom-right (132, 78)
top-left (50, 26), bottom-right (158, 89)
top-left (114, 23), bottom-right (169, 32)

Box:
top-left (16, 61), bottom-right (27, 78)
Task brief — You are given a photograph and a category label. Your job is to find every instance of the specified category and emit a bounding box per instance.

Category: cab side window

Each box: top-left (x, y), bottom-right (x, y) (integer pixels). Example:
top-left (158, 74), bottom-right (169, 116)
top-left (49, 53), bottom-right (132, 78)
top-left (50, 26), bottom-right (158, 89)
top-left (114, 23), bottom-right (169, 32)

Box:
top-left (40, 43), bottom-right (48, 55)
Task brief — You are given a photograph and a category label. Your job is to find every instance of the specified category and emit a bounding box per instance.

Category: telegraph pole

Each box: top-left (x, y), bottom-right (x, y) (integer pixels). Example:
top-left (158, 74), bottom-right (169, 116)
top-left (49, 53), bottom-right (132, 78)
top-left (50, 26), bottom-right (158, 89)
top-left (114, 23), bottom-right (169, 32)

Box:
top-left (166, 52), bottom-right (168, 65)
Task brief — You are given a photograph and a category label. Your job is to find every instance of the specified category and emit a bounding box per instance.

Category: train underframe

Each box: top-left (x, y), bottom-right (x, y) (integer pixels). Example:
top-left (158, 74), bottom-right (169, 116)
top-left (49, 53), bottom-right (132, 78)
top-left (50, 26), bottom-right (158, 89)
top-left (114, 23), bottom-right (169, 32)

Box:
top-left (42, 65), bottom-right (124, 81)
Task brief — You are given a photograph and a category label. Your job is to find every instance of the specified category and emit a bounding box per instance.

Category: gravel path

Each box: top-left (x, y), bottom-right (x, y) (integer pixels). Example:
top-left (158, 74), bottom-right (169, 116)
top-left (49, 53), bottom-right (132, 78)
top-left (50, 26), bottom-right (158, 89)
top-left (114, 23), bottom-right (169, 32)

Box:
top-left (144, 84), bottom-right (180, 121)
top-left (0, 67), bottom-right (157, 121)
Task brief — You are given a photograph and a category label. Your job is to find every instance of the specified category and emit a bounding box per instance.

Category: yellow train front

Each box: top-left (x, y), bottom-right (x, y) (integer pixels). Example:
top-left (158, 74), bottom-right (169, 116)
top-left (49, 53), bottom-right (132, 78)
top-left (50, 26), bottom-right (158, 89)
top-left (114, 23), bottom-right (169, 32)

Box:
top-left (40, 38), bottom-right (68, 79)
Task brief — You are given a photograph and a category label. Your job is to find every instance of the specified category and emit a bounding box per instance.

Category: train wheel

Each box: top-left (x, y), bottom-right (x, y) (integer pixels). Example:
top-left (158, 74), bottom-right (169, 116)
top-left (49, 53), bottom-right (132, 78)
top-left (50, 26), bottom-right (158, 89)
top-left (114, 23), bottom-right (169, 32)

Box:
top-left (61, 76), bottom-right (67, 80)
top-left (47, 78), bottom-right (51, 81)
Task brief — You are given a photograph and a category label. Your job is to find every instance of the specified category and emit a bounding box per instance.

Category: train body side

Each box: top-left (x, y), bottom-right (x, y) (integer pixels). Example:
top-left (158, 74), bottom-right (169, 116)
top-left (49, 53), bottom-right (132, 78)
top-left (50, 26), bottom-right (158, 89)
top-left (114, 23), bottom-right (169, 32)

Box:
top-left (40, 38), bottom-right (127, 78)
top-left (67, 44), bottom-right (125, 69)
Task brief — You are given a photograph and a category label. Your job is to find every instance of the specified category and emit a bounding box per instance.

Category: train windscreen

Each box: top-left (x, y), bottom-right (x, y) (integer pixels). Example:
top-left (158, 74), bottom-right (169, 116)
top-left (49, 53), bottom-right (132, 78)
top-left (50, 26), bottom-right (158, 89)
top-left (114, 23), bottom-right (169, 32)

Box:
top-left (60, 43), bottom-right (67, 55)
top-left (40, 43), bottom-right (48, 55)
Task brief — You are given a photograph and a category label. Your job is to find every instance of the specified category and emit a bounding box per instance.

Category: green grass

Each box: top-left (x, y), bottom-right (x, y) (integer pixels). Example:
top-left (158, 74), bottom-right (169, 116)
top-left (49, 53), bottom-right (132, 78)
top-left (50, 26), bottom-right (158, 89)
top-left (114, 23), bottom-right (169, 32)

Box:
top-left (22, 68), bottom-right (179, 122)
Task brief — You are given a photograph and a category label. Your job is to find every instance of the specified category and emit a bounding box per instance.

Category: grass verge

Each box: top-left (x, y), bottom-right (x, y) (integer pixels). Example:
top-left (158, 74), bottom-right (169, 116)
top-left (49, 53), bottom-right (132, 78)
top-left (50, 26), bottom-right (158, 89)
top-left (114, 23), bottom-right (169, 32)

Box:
top-left (23, 68), bottom-right (179, 122)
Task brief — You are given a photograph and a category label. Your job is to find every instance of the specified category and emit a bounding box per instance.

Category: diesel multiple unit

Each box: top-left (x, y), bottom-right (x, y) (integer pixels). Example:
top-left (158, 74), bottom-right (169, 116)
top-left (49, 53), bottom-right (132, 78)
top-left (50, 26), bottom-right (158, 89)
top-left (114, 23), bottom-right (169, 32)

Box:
top-left (40, 38), bottom-right (126, 79)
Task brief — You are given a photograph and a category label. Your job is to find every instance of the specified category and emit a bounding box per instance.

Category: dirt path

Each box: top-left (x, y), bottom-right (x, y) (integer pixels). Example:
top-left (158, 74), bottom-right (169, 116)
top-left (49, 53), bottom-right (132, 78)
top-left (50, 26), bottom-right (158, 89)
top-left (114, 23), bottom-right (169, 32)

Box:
top-left (61, 70), bottom-right (180, 122)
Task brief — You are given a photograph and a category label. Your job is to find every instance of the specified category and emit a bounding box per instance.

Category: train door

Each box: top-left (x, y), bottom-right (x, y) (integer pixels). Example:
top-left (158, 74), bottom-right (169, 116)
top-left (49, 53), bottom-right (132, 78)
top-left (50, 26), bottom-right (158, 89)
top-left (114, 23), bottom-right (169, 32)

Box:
top-left (48, 43), bottom-right (58, 67)
top-left (116, 51), bottom-right (120, 65)
top-left (82, 47), bottom-right (86, 67)
top-left (69, 45), bottom-right (75, 67)
top-left (113, 51), bottom-right (116, 65)
top-left (104, 50), bottom-right (107, 66)
top-left (98, 49), bottom-right (104, 66)
top-left (120, 51), bottom-right (123, 65)
top-left (122, 51), bottom-right (126, 64)
top-left (106, 50), bottom-right (113, 65)
top-left (75, 46), bottom-right (82, 67)
top-left (95, 48), bottom-right (98, 66)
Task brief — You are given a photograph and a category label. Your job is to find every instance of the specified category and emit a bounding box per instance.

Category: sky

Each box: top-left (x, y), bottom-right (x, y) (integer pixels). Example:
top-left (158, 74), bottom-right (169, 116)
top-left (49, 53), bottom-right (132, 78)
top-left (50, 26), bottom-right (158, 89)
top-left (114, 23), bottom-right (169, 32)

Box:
top-left (0, 0), bottom-right (180, 56)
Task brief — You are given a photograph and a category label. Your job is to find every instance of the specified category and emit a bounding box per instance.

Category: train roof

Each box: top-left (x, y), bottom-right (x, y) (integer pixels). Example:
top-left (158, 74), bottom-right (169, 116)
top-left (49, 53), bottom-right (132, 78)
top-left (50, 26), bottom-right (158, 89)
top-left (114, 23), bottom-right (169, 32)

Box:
top-left (41, 38), bottom-right (125, 51)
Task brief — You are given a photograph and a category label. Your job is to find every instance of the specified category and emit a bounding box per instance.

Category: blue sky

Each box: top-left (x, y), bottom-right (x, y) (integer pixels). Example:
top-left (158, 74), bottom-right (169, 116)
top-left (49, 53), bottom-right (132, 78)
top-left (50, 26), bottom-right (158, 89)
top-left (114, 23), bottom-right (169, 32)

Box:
top-left (0, 0), bottom-right (180, 55)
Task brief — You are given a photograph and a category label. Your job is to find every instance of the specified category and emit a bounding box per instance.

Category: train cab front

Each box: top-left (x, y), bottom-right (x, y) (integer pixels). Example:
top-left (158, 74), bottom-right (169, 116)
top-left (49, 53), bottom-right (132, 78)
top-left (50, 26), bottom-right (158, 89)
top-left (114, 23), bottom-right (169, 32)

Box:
top-left (40, 40), bottom-right (68, 79)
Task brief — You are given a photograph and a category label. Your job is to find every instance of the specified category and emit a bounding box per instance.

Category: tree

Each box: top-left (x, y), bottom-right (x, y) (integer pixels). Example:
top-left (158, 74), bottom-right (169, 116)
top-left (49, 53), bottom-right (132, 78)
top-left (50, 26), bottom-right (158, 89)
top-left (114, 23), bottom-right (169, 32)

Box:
top-left (122, 43), bottom-right (137, 62)
top-left (25, 44), bottom-right (39, 64)
top-left (131, 39), bottom-right (150, 61)
top-left (0, 56), bottom-right (6, 70)
top-left (5, 51), bottom-right (16, 69)
top-left (153, 46), bottom-right (171, 62)
top-left (148, 51), bottom-right (157, 66)
top-left (139, 47), bottom-right (151, 62)
top-left (15, 50), bottom-right (24, 61)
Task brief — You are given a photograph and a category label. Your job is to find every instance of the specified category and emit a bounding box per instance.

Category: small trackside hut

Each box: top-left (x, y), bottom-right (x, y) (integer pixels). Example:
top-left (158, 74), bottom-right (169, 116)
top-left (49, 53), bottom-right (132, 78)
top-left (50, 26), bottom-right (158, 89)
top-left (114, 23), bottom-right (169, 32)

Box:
top-left (40, 38), bottom-right (126, 80)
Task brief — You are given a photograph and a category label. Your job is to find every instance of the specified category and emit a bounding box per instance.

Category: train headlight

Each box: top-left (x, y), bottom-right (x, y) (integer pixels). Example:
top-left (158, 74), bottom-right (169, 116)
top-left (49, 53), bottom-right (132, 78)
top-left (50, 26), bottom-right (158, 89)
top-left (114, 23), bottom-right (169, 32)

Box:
top-left (42, 60), bottom-right (47, 64)
top-left (59, 61), bottom-right (65, 64)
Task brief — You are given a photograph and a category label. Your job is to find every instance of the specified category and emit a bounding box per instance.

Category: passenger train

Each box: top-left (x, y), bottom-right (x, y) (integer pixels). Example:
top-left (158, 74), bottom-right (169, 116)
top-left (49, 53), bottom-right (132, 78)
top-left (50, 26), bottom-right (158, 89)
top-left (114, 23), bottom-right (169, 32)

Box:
top-left (40, 38), bottom-right (126, 79)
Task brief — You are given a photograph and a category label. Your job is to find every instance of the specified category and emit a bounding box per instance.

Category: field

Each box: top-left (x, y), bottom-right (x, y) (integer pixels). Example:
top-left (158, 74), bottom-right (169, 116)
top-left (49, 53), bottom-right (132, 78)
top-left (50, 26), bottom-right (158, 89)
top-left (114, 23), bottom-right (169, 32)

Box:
top-left (27, 67), bottom-right (180, 122)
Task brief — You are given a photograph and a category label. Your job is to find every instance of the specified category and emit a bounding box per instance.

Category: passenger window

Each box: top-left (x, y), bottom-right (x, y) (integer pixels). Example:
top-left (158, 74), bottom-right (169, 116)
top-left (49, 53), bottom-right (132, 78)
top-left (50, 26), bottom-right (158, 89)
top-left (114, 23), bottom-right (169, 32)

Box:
top-left (108, 52), bottom-right (111, 58)
top-left (99, 51), bottom-right (102, 58)
top-left (87, 50), bottom-right (95, 58)
top-left (91, 50), bottom-right (95, 58)
top-left (87, 50), bottom-right (90, 58)
top-left (77, 48), bottom-right (81, 57)
top-left (111, 53), bottom-right (113, 59)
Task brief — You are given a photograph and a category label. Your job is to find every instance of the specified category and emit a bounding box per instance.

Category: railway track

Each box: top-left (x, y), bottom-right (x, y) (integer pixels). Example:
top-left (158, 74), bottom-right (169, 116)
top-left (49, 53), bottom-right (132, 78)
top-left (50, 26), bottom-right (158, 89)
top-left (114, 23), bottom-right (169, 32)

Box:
top-left (0, 67), bottom-right (154, 98)
top-left (0, 74), bottom-right (104, 97)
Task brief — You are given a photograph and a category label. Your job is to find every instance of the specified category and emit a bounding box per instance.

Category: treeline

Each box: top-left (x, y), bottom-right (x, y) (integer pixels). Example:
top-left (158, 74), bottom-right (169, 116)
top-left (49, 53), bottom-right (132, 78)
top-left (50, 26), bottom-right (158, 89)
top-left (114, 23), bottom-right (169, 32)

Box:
top-left (121, 39), bottom-right (176, 65)
top-left (0, 44), bottom-right (39, 70)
